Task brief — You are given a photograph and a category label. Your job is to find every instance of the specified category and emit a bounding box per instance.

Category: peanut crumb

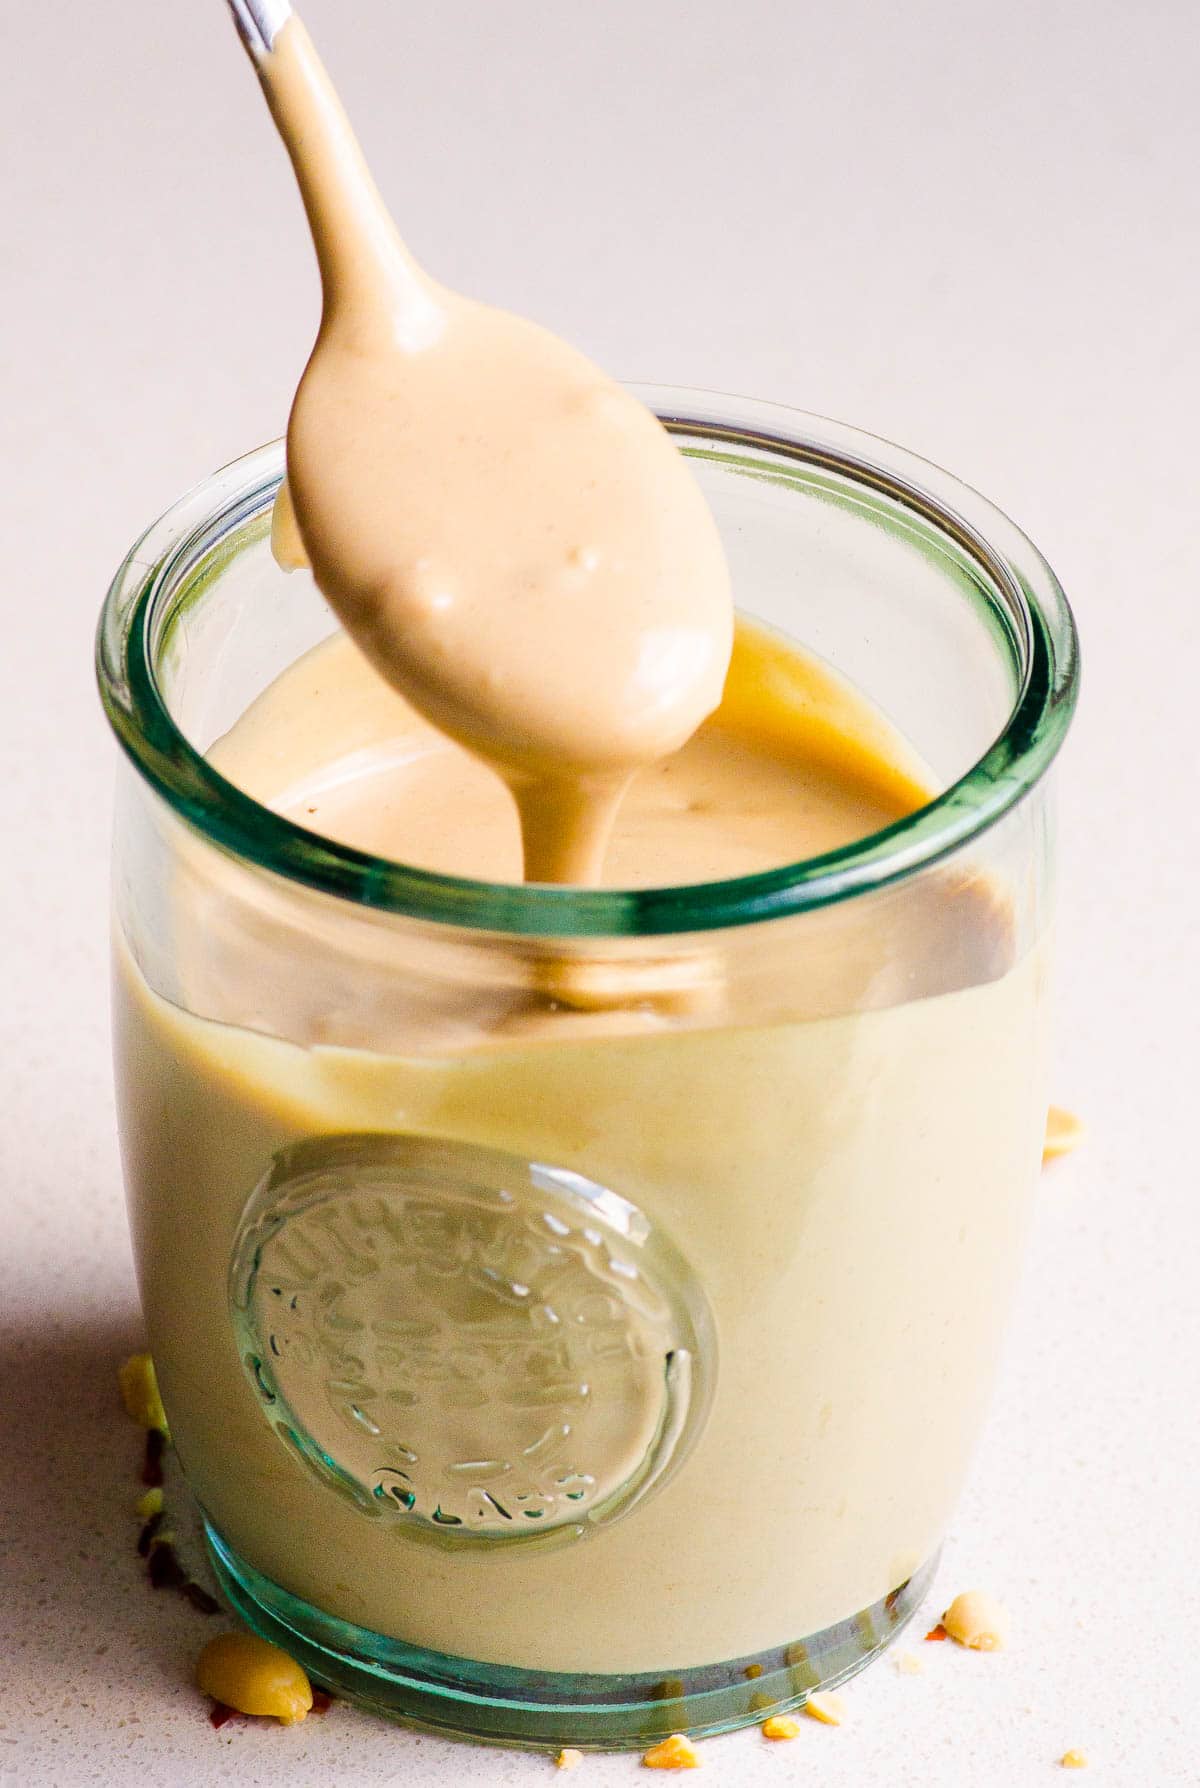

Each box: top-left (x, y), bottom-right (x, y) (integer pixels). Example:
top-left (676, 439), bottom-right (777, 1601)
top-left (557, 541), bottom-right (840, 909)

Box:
top-left (942, 1590), bottom-right (1010, 1651)
top-left (894, 1651), bottom-right (924, 1675)
top-left (555, 1749), bottom-right (584, 1771)
top-left (1043, 1106), bottom-right (1085, 1163)
top-left (748, 1691), bottom-right (775, 1713)
top-left (743, 1663), bottom-right (763, 1679)
top-left (1060, 1751), bottom-right (1088, 1770)
top-left (804, 1691), bottom-right (846, 1725)
top-left (134, 1487), bottom-right (164, 1519)
top-left (761, 1715), bottom-right (800, 1740)
top-left (117, 1353), bottom-right (169, 1435)
top-left (642, 1733), bottom-right (700, 1769)
top-left (196, 1631), bottom-right (312, 1725)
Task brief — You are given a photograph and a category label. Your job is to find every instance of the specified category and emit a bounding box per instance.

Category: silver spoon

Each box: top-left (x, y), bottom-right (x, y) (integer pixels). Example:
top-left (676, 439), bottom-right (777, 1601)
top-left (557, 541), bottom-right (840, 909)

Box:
top-left (226, 0), bottom-right (291, 60)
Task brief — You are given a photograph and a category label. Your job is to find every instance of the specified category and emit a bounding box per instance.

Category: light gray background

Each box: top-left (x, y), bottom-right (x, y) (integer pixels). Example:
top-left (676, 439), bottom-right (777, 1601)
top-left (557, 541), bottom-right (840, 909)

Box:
top-left (3, 1), bottom-right (1198, 1782)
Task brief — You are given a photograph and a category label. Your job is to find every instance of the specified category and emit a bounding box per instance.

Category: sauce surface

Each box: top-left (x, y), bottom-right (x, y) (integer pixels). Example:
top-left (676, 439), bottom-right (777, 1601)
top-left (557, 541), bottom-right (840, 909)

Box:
top-left (210, 617), bottom-right (933, 891)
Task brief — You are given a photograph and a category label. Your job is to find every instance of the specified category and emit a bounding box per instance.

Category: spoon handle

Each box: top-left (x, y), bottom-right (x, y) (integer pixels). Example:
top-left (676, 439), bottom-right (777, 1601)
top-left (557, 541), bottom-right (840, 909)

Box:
top-left (226, 0), bottom-right (292, 59)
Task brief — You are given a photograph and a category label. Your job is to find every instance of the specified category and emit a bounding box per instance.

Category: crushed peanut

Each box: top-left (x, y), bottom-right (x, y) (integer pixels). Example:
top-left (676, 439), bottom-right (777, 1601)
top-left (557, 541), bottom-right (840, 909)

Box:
top-left (1043, 1107), bottom-right (1085, 1163)
top-left (748, 1691), bottom-right (775, 1713)
top-left (135, 1486), bottom-right (164, 1519)
top-left (893, 1651), bottom-right (924, 1675)
top-left (942, 1590), bottom-right (1010, 1651)
top-left (761, 1715), bottom-right (800, 1740)
top-left (555, 1749), bottom-right (584, 1771)
top-left (118, 1353), bottom-right (169, 1434)
top-left (196, 1630), bottom-right (313, 1725)
top-left (743, 1662), bottom-right (763, 1679)
top-left (804, 1691), bottom-right (846, 1725)
top-left (642, 1733), bottom-right (700, 1769)
top-left (1060, 1751), bottom-right (1088, 1770)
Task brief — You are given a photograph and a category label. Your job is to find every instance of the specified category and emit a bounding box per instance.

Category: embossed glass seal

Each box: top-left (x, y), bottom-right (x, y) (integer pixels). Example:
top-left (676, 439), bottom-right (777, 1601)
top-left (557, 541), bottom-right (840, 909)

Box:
top-left (230, 1132), bottom-right (716, 1548)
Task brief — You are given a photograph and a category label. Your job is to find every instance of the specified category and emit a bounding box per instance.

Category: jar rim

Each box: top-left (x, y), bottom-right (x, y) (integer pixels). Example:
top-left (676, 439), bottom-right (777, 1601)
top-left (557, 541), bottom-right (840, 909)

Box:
top-left (96, 387), bottom-right (1079, 938)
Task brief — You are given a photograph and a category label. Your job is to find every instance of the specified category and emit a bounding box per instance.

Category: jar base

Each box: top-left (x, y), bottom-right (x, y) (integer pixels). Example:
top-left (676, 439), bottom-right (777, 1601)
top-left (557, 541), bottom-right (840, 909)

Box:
top-left (204, 1520), bottom-right (937, 1749)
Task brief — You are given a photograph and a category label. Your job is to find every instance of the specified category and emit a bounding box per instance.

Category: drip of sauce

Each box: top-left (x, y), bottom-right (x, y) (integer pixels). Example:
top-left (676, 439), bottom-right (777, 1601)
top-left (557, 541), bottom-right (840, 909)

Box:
top-left (210, 618), bottom-right (934, 891)
top-left (249, 16), bottom-right (733, 885)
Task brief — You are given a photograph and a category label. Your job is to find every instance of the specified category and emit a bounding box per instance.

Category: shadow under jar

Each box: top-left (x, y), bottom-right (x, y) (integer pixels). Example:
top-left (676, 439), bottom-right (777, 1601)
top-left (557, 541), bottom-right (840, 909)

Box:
top-left (97, 389), bottom-right (1078, 1748)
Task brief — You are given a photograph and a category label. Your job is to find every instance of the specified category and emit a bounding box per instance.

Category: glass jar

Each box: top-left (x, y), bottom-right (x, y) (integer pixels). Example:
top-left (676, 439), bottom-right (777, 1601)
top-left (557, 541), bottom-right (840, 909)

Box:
top-left (97, 389), bottom-right (1078, 1748)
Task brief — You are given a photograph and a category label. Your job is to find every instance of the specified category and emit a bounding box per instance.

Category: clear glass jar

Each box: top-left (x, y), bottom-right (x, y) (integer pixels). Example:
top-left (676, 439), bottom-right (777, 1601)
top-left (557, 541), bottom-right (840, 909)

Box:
top-left (97, 389), bottom-right (1078, 1748)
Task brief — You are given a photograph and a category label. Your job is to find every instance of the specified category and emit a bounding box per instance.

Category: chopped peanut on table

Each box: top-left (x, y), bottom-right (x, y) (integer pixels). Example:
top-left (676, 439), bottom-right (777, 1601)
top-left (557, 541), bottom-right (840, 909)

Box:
top-left (196, 1631), bottom-right (313, 1725)
top-left (642, 1732), bottom-right (701, 1769)
top-left (555, 1751), bottom-right (583, 1771)
top-left (942, 1590), bottom-right (1011, 1651)
top-left (1060, 1751), bottom-right (1089, 1769)
top-left (1043, 1106), bottom-right (1085, 1162)
top-left (761, 1714), bottom-right (801, 1740)
top-left (117, 1352), bottom-right (168, 1434)
top-left (804, 1691), bottom-right (846, 1725)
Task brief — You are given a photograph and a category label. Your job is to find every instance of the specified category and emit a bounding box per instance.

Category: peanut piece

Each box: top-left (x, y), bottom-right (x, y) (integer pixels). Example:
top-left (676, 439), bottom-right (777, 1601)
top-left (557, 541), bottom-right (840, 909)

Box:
top-left (942, 1589), bottom-right (1010, 1651)
top-left (1043, 1107), bottom-right (1085, 1162)
top-left (118, 1353), bottom-right (168, 1434)
top-left (196, 1631), bottom-right (313, 1725)
top-left (642, 1733), bottom-right (700, 1769)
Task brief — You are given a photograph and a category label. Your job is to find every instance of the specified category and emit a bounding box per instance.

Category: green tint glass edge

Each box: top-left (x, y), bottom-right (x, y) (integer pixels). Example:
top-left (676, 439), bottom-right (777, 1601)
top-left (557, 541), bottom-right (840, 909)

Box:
top-left (206, 1518), bottom-right (938, 1750)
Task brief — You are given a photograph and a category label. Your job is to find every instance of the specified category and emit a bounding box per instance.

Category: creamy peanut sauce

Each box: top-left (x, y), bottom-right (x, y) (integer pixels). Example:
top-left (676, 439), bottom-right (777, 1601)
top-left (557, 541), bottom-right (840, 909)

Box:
top-left (257, 15), bottom-right (733, 886)
top-left (112, 5), bottom-right (1050, 1680)
top-left (117, 617), bottom-right (1049, 1670)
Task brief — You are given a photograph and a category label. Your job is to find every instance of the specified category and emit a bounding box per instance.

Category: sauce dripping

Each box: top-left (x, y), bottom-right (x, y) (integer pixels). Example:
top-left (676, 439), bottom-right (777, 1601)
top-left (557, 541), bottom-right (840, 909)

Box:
top-left (246, 15), bottom-right (733, 884)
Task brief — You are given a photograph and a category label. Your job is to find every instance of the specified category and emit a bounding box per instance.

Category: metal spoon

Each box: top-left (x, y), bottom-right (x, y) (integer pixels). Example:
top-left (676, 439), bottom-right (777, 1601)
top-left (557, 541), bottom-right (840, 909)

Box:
top-left (226, 0), bottom-right (291, 60)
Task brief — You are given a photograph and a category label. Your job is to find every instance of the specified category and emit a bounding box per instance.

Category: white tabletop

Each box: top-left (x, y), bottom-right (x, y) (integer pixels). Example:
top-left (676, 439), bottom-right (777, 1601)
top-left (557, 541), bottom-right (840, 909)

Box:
top-left (4, 2), bottom-right (1198, 1783)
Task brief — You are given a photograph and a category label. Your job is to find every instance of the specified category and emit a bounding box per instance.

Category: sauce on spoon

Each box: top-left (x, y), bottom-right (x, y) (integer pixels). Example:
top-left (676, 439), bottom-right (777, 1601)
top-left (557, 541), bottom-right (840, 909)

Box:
top-left (253, 16), bottom-right (733, 884)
